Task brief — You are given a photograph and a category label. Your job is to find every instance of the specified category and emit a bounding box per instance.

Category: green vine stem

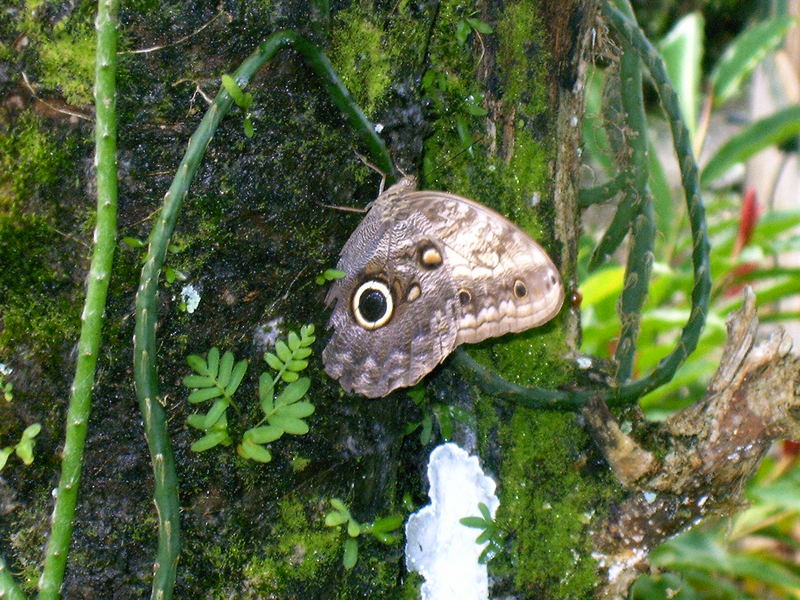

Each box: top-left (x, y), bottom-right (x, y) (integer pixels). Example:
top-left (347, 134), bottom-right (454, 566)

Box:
top-left (35, 1), bottom-right (122, 599)
top-left (457, 1), bottom-right (710, 405)
top-left (578, 172), bottom-right (624, 208)
top-left (133, 31), bottom-right (395, 600)
top-left (610, 0), bottom-right (654, 383)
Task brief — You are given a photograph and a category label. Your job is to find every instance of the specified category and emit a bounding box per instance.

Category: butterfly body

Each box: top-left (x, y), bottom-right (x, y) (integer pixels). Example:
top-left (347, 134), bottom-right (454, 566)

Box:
top-left (323, 177), bottom-right (564, 398)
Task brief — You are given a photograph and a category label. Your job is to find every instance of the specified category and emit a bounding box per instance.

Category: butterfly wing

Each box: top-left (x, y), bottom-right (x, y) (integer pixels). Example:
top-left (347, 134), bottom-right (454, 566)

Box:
top-left (398, 191), bottom-right (565, 345)
top-left (322, 197), bottom-right (461, 398)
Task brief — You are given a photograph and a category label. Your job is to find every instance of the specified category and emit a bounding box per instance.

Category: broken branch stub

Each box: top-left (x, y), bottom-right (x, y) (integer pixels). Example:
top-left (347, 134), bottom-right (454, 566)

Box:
top-left (585, 288), bottom-right (800, 599)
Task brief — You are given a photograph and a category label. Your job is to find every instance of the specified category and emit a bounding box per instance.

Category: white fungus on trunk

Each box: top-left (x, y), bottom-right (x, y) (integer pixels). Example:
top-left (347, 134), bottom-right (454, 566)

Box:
top-left (405, 442), bottom-right (500, 600)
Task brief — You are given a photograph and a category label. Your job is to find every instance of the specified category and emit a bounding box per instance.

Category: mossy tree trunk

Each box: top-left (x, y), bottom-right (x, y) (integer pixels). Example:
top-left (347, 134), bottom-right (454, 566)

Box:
top-left (0, 1), bottom-right (614, 598)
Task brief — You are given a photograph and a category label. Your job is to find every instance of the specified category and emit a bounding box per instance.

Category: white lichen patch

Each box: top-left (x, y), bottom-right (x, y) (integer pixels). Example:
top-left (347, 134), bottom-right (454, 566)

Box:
top-left (253, 317), bottom-right (284, 351)
top-left (0, 363), bottom-right (11, 376)
top-left (180, 284), bottom-right (201, 314)
top-left (405, 443), bottom-right (499, 600)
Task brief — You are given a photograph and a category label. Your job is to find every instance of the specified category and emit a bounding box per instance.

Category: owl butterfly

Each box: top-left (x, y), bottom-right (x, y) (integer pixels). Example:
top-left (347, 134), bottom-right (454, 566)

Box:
top-left (322, 176), bottom-right (565, 398)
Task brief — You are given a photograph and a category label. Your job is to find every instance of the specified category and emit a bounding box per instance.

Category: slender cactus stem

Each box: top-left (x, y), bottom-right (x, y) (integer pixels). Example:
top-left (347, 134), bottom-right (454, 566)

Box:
top-left (0, 555), bottom-right (26, 600)
top-left (34, 1), bottom-right (122, 599)
top-left (133, 31), bottom-right (396, 600)
top-left (578, 172), bottom-right (625, 208)
top-left (457, 1), bottom-right (710, 406)
top-left (610, 0), bottom-right (654, 383)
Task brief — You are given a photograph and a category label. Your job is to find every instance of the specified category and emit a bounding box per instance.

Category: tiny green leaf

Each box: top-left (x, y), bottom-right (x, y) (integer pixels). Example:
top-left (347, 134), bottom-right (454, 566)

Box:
top-left (225, 359), bottom-right (248, 396)
top-left (15, 440), bottom-right (34, 465)
top-left (371, 515), bottom-right (403, 533)
top-left (279, 401), bottom-right (315, 419)
top-left (475, 529), bottom-right (493, 544)
top-left (243, 117), bottom-right (254, 138)
top-left (268, 414), bottom-right (309, 435)
top-left (188, 387), bottom-right (223, 403)
top-left (286, 359), bottom-right (308, 372)
top-left (466, 17), bottom-right (493, 34)
top-left (343, 538), bottom-right (359, 570)
top-left (207, 347), bottom-right (220, 378)
top-left (330, 498), bottom-right (349, 513)
top-left (459, 517), bottom-right (487, 529)
top-left (0, 447), bottom-right (12, 471)
top-left (324, 268), bottom-right (346, 280)
top-left (479, 502), bottom-right (491, 520)
top-left (456, 18), bottom-right (471, 45)
top-left (122, 236), bottom-right (146, 248)
top-left (325, 511), bottom-right (349, 527)
top-left (281, 371), bottom-right (299, 383)
top-left (264, 352), bottom-right (284, 371)
top-left (275, 340), bottom-right (292, 363)
top-left (217, 351), bottom-right (235, 388)
top-left (221, 74), bottom-right (245, 105)
top-left (238, 439), bottom-right (272, 463)
top-left (347, 519), bottom-right (361, 537)
top-left (191, 430), bottom-right (228, 452)
top-left (21, 423), bottom-right (41, 439)
top-left (183, 375), bottom-right (215, 388)
top-left (259, 372), bottom-right (275, 414)
top-left (186, 354), bottom-right (208, 375)
top-left (294, 347), bottom-right (312, 360)
top-left (186, 414), bottom-right (206, 430)
top-left (245, 425), bottom-right (284, 444)
top-left (287, 331), bottom-right (301, 351)
top-left (276, 377), bottom-right (311, 406)
top-left (203, 398), bottom-right (229, 430)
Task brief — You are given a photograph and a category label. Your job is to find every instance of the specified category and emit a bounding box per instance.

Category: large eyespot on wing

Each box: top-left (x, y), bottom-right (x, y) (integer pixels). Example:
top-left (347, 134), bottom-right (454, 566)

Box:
top-left (351, 279), bottom-right (394, 330)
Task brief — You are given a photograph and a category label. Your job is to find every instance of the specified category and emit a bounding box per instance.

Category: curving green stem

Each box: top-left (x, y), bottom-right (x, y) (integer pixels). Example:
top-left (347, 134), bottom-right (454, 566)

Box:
top-left (609, 0), bottom-right (654, 383)
top-left (133, 31), bottom-right (395, 600)
top-left (457, 1), bottom-right (710, 406)
top-left (35, 1), bottom-right (121, 598)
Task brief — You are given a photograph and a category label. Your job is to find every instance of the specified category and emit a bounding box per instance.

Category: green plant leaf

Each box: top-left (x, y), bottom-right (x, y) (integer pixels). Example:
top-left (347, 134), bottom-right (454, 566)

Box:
top-left (294, 347), bottom-right (312, 359)
top-left (225, 359), bottom-right (248, 396)
top-left (710, 16), bottom-right (796, 105)
top-left (122, 236), bottom-right (145, 248)
top-left (264, 352), bottom-right (284, 371)
top-left (186, 354), bottom-right (208, 375)
top-left (456, 18), bottom-right (470, 45)
top-left (275, 340), bottom-right (292, 363)
top-left (281, 370), bottom-right (299, 383)
top-left (202, 398), bottom-right (229, 430)
top-left (14, 440), bottom-right (34, 465)
top-left (701, 105), bottom-right (800, 185)
top-left (286, 359), bottom-right (308, 372)
top-left (478, 502), bottom-right (491, 520)
top-left (420, 413), bottom-right (433, 445)
top-left (371, 515), bottom-right (403, 533)
top-left (466, 17), bottom-right (493, 34)
top-left (287, 331), bottom-right (301, 351)
top-left (0, 447), bottom-right (12, 471)
top-left (238, 438), bottom-right (272, 463)
top-left (207, 347), bottom-right (220, 378)
top-left (347, 519), bottom-right (361, 537)
top-left (324, 268), bottom-right (346, 280)
top-left (268, 414), bottom-right (309, 435)
top-left (245, 425), bottom-right (284, 444)
top-left (459, 516), bottom-right (487, 529)
top-left (279, 401), bottom-right (315, 419)
top-left (182, 374), bottom-right (215, 388)
top-left (658, 11), bottom-right (704, 137)
top-left (243, 117), bottom-right (254, 138)
top-left (276, 377), bottom-right (310, 406)
top-left (186, 414), bottom-right (206, 430)
top-left (188, 387), bottom-right (223, 403)
top-left (343, 538), bottom-right (359, 570)
top-left (259, 372), bottom-right (275, 414)
top-left (475, 529), bottom-right (493, 544)
top-left (330, 498), bottom-right (348, 513)
top-left (191, 430), bottom-right (228, 452)
top-left (221, 73), bottom-right (245, 105)
top-left (325, 511), bottom-right (349, 527)
top-left (21, 423), bottom-right (41, 439)
top-left (217, 351), bottom-right (235, 388)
